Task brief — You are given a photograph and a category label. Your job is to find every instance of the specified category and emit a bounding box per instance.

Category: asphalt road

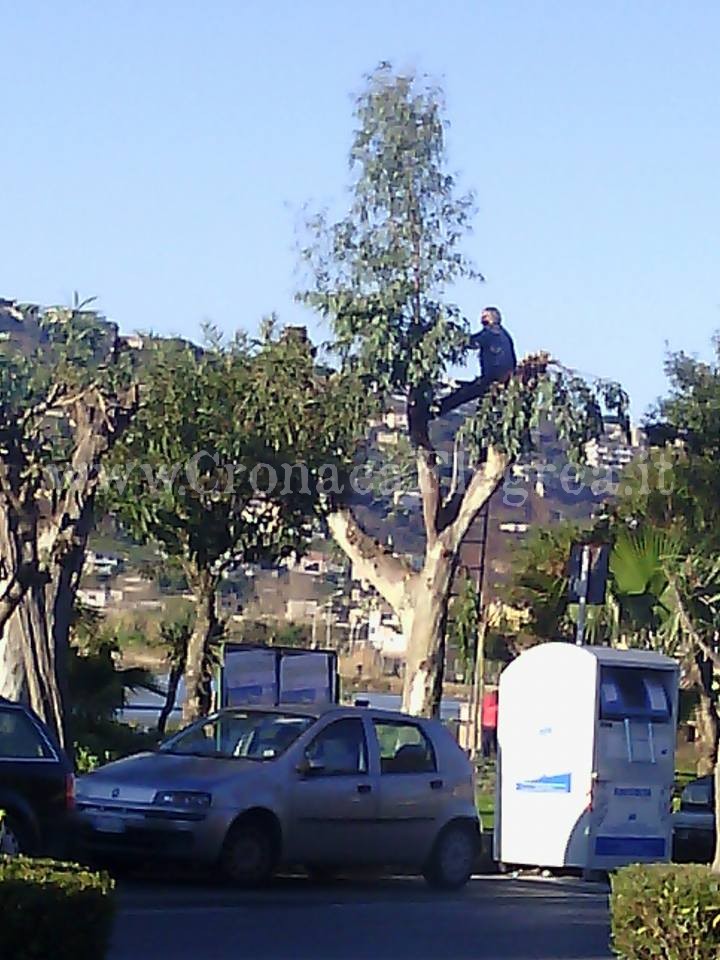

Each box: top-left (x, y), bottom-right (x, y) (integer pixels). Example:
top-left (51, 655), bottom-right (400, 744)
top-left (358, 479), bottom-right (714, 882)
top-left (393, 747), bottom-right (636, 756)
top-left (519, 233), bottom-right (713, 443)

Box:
top-left (110, 874), bottom-right (612, 960)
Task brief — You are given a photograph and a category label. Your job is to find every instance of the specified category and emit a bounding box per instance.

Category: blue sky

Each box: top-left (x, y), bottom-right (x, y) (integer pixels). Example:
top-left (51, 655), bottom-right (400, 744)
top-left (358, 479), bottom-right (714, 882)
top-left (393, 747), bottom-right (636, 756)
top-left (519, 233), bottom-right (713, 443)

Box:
top-left (2, 0), bottom-right (718, 416)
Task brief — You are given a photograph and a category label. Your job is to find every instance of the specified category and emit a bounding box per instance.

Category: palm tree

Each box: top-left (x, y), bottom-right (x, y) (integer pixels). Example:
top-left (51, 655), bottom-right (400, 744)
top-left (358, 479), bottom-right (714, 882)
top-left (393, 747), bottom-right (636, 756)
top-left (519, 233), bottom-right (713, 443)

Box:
top-left (609, 526), bottom-right (684, 653)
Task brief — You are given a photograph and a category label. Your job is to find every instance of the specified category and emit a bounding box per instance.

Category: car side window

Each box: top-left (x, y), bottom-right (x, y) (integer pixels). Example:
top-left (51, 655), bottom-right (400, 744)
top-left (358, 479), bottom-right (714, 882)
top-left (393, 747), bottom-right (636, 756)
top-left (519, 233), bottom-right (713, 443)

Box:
top-left (304, 718), bottom-right (368, 776)
top-left (0, 709), bottom-right (53, 760)
top-left (373, 720), bottom-right (436, 775)
top-left (682, 780), bottom-right (713, 808)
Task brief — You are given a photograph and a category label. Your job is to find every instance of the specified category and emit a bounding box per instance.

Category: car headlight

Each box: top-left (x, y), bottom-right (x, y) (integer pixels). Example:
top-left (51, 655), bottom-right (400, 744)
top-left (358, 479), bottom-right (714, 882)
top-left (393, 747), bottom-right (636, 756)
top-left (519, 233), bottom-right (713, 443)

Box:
top-left (153, 791), bottom-right (212, 809)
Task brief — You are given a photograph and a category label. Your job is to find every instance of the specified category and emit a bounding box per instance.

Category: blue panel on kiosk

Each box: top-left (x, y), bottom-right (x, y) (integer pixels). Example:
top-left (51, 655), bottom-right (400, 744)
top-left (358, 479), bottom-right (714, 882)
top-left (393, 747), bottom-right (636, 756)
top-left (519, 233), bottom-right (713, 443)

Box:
top-left (515, 773), bottom-right (572, 793)
top-left (595, 836), bottom-right (666, 858)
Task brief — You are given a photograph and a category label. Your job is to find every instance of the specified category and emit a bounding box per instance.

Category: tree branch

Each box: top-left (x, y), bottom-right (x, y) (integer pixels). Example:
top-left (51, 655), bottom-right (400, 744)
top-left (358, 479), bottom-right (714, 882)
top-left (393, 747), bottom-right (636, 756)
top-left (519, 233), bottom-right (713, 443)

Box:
top-left (440, 446), bottom-right (508, 552)
top-left (0, 564), bottom-right (41, 635)
top-left (417, 446), bottom-right (441, 548)
top-left (446, 433), bottom-right (463, 506)
top-left (672, 580), bottom-right (720, 671)
top-left (327, 507), bottom-right (415, 614)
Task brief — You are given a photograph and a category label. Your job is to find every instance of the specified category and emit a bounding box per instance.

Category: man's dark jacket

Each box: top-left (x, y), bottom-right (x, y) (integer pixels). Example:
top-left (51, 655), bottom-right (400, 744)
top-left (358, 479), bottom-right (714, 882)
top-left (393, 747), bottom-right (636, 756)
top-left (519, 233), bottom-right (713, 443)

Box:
top-left (469, 325), bottom-right (517, 382)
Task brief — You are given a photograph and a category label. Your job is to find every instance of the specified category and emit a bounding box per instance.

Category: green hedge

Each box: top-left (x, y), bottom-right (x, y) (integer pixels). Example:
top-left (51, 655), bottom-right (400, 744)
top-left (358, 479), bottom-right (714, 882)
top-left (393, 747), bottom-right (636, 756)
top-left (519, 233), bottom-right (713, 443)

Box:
top-left (0, 856), bottom-right (115, 960)
top-left (611, 863), bottom-right (720, 960)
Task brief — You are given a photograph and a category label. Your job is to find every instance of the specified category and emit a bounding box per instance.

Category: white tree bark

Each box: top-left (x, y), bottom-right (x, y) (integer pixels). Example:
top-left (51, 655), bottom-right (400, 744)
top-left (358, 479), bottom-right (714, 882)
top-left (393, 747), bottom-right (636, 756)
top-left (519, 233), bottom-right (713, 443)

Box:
top-left (328, 446), bottom-right (508, 717)
top-left (182, 568), bottom-right (219, 725)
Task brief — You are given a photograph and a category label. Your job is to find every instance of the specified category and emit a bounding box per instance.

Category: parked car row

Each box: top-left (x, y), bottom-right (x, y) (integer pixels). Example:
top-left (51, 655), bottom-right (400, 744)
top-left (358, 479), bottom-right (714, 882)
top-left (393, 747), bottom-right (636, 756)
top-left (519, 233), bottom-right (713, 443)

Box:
top-left (0, 697), bottom-right (74, 857)
top-left (1, 698), bottom-right (481, 889)
top-left (3, 694), bottom-right (716, 879)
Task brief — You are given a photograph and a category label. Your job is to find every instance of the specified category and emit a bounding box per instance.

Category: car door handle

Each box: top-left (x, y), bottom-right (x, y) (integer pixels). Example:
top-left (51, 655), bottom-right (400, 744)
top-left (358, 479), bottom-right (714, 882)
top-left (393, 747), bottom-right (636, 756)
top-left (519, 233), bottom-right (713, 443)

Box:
top-left (430, 779), bottom-right (444, 790)
top-left (357, 783), bottom-right (372, 794)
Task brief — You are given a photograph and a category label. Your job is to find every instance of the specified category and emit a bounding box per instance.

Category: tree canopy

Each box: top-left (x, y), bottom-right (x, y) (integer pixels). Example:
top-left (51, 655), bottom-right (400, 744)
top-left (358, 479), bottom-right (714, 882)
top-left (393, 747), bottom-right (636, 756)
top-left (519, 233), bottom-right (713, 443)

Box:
top-left (106, 325), bottom-right (369, 720)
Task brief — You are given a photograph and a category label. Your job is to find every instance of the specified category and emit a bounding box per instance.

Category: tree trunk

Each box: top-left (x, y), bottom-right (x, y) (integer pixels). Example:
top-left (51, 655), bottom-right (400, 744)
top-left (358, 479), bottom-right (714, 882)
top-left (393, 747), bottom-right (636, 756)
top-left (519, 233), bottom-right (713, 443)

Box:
top-left (182, 573), bottom-right (218, 726)
top-left (693, 653), bottom-right (719, 776)
top-left (713, 759), bottom-right (720, 874)
top-left (401, 544), bottom-right (457, 717)
top-left (158, 663), bottom-right (183, 737)
top-left (3, 578), bottom-right (65, 746)
top-left (0, 622), bottom-right (27, 703)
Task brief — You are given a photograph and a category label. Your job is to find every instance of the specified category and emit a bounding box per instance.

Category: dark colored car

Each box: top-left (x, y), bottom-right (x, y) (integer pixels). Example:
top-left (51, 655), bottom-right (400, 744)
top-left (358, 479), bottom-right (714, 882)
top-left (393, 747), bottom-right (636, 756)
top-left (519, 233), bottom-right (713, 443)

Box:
top-left (672, 776), bottom-right (716, 863)
top-left (0, 698), bottom-right (74, 857)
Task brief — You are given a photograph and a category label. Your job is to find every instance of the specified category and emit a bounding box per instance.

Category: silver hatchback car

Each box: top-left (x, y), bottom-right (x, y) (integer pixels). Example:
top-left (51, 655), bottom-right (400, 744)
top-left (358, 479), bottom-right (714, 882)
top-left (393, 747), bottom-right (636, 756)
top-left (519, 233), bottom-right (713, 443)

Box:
top-left (75, 705), bottom-right (479, 888)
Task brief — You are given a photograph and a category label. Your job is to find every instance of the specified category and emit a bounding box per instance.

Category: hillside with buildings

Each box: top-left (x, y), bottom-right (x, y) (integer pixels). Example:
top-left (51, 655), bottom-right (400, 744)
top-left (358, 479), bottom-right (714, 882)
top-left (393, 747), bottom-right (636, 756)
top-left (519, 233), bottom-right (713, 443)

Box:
top-left (1, 298), bottom-right (643, 686)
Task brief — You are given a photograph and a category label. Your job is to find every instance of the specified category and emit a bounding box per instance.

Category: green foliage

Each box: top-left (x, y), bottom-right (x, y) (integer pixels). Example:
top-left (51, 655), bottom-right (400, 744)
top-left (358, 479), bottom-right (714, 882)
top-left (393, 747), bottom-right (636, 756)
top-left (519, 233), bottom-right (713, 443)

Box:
top-left (609, 527), bottom-right (683, 650)
top-left (610, 339), bottom-right (720, 662)
top-left (0, 302), bottom-right (134, 480)
top-left (298, 64), bottom-right (626, 469)
top-left (158, 604), bottom-right (195, 670)
top-left (68, 627), bottom-right (162, 722)
top-left (0, 856), bottom-right (115, 960)
top-left (460, 367), bottom-right (628, 466)
top-left (73, 743), bottom-right (105, 774)
top-left (298, 63), bottom-right (476, 398)
top-left (107, 331), bottom-right (371, 577)
top-left (503, 522), bottom-right (584, 641)
top-left (234, 618), bottom-right (310, 647)
top-left (68, 601), bottom-right (163, 758)
top-left (503, 517), bottom-right (692, 652)
top-left (449, 574), bottom-right (479, 682)
top-left (635, 339), bottom-right (720, 551)
top-left (610, 864), bottom-right (720, 960)
top-left (73, 719), bottom-right (158, 769)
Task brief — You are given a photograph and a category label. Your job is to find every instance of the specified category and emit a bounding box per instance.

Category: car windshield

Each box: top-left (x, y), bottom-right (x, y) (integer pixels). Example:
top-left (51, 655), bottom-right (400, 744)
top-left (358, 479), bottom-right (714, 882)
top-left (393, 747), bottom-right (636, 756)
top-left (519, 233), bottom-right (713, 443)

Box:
top-left (159, 711), bottom-right (314, 760)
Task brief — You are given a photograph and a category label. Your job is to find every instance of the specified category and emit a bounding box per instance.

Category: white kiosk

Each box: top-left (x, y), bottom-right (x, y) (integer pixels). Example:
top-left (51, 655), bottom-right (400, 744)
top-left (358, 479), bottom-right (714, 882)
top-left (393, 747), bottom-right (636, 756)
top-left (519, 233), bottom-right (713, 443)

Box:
top-left (494, 643), bottom-right (679, 871)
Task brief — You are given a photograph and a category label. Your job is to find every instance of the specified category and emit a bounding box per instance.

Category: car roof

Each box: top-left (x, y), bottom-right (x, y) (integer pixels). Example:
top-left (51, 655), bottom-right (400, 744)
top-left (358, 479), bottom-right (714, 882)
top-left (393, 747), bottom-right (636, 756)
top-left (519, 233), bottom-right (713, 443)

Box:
top-left (685, 775), bottom-right (713, 787)
top-left (214, 703), bottom-right (435, 724)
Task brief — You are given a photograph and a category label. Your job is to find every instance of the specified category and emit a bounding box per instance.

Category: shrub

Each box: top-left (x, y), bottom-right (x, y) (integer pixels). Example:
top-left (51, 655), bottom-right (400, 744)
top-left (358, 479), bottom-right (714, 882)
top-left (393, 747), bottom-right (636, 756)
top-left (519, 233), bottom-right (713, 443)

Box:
top-left (73, 716), bottom-right (159, 765)
top-left (0, 856), bottom-right (115, 960)
top-left (611, 863), bottom-right (720, 960)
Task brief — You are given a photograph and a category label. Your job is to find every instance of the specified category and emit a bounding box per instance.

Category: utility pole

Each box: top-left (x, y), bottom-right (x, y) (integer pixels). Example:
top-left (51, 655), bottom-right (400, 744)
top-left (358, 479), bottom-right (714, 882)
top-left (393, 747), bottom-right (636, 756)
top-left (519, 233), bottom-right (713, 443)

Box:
top-left (311, 606), bottom-right (318, 650)
top-left (467, 500), bottom-right (491, 756)
top-left (325, 600), bottom-right (333, 648)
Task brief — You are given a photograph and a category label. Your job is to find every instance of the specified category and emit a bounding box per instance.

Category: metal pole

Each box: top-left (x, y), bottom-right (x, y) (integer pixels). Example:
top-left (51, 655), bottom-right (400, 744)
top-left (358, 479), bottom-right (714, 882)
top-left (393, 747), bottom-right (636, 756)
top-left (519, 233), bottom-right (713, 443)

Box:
top-left (311, 607), bottom-right (318, 650)
top-left (575, 544), bottom-right (591, 646)
top-left (325, 601), bottom-right (332, 648)
top-left (472, 500), bottom-right (491, 756)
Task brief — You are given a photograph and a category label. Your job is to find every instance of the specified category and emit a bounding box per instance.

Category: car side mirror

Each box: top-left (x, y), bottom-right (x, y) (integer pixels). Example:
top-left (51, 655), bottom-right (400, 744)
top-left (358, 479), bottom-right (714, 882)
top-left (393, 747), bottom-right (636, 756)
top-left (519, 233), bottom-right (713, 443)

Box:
top-left (297, 756), bottom-right (325, 777)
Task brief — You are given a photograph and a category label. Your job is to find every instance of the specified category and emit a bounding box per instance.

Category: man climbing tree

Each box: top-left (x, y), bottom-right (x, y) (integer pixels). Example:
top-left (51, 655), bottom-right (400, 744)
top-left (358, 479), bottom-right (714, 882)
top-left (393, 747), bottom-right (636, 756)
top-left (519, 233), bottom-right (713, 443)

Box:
top-left (439, 307), bottom-right (518, 415)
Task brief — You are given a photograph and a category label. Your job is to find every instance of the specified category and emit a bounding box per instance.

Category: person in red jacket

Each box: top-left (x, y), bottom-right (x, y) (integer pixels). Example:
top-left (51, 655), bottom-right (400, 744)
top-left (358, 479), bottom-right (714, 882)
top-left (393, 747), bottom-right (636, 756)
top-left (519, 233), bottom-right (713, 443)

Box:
top-left (481, 688), bottom-right (499, 758)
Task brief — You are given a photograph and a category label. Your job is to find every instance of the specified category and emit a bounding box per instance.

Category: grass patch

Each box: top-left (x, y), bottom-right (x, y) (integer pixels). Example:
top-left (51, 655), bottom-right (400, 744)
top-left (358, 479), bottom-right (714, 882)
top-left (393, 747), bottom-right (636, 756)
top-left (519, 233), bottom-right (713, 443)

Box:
top-left (477, 789), bottom-right (495, 829)
top-left (476, 758), bottom-right (496, 829)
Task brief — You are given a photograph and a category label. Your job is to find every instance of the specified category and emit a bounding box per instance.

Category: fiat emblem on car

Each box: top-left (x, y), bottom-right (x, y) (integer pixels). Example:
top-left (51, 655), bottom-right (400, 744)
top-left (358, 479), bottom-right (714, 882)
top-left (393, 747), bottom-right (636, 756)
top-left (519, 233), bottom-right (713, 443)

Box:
top-left (111, 788), bottom-right (120, 799)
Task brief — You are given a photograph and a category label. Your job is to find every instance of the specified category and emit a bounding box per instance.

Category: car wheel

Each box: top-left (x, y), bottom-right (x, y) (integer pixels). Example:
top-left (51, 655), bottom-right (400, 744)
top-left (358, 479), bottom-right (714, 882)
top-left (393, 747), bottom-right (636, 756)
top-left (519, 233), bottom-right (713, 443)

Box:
top-left (0, 814), bottom-right (30, 857)
top-left (423, 823), bottom-right (477, 890)
top-left (221, 821), bottom-right (276, 886)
